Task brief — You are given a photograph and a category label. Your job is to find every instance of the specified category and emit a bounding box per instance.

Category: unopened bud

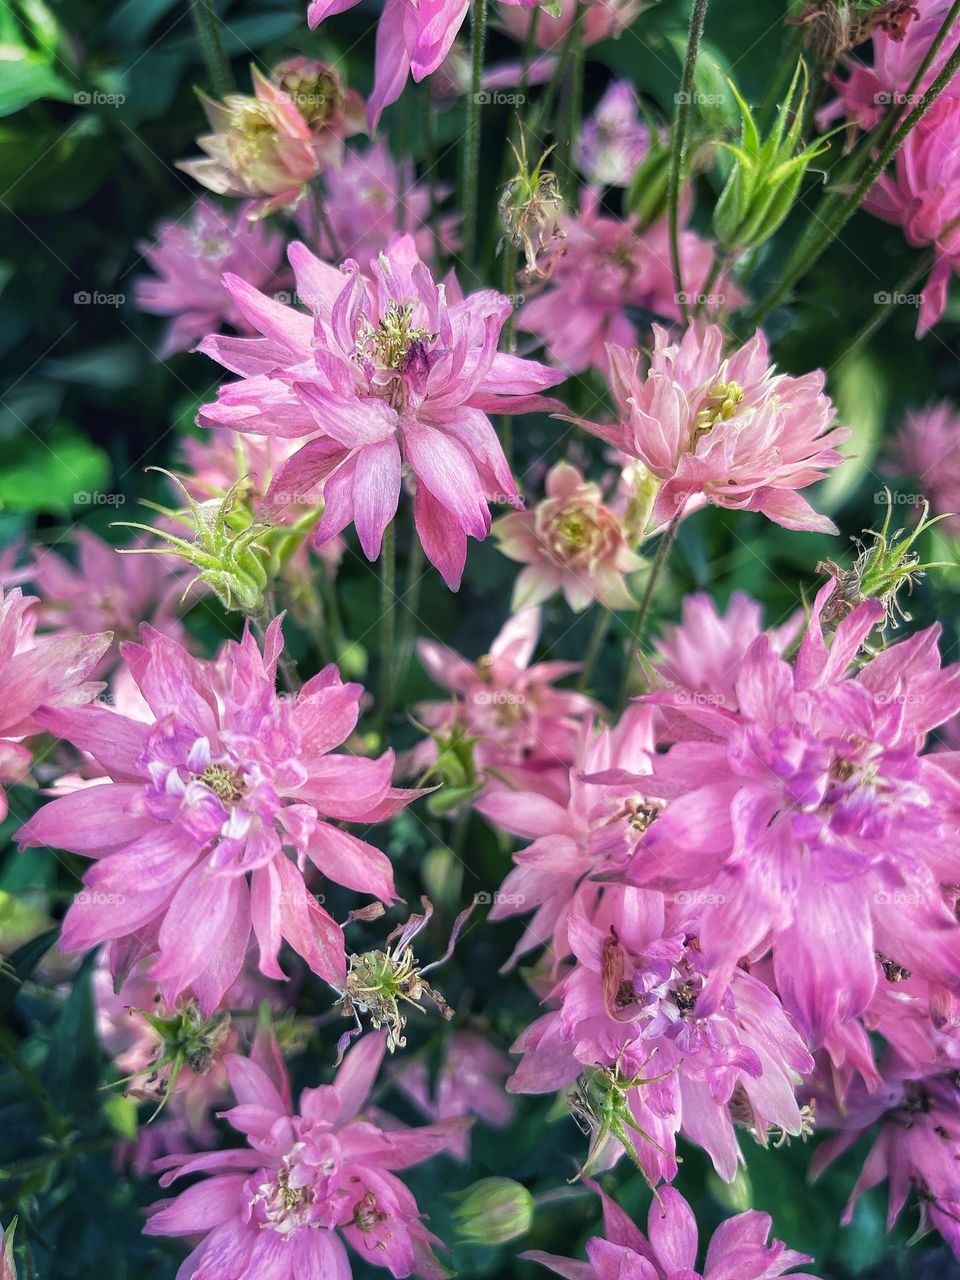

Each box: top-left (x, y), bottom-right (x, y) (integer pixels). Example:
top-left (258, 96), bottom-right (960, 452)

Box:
top-left (626, 128), bottom-right (672, 229)
top-left (451, 1178), bottom-right (534, 1245)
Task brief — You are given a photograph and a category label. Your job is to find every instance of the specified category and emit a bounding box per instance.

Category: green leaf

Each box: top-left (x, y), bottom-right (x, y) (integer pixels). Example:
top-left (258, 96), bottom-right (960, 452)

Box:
top-left (0, 427), bottom-right (110, 515)
top-left (0, 58), bottom-right (75, 117)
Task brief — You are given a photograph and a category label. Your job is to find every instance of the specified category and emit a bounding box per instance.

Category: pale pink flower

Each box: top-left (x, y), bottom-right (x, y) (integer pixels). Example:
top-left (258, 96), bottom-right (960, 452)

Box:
top-left (493, 462), bottom-right (643, 612)
top-left (518, 191), bottom-right (737, 376)
top-left (198, 234), bottom-right (561, 589)
top-left (0, 587), bottom-right (110, 820)
top-left (579, 323), bottom-right (845, 533)
top-left (145, 1030), bottom-right (467, 1278)
top-left (18, 620), bottom-right (417, 1013)
top-left (526, 1182), bottom-right (819, 1280)
top-left (178, 67), bottom-right (324, 218)
top-left (414, 607), bottom-right (595, 798)
top-left (499, 0), bottom-right (644, 50)
top-left (576, 81), bottom-right (651, 188)
top-left (270, 56), bottom-right (366, 163)
top-left (135, 199), bottom-right (288, 357)
top-left (896, 400), bottom-right (960, 529)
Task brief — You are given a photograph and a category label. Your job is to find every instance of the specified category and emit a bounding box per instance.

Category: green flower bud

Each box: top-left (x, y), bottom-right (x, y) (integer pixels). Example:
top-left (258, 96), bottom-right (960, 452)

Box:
top-left (713, 62), bottom-right (832, 253)
top-left (451, 1178), bottom-right (534, 1245)
top-left (499, 132), bottom-right (565, 281)
top-left (626, 128), bottom-right (672, 229)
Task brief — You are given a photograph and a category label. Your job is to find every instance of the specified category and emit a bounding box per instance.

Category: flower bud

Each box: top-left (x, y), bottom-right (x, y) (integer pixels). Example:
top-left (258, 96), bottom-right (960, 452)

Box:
top-left (713, 63), bottom-right (831, 253)
top-left (499, 133), bottom-right (566, 282)
top-left (1, 1219), bottom-right (18, 1280)
top-left (451, 1178), bottom-right (534, 1245)
top-left (626, 126), bottom-right (672, 228)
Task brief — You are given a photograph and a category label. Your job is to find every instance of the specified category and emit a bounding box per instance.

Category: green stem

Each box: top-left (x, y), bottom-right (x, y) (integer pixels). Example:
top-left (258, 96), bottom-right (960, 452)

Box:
top-left (694, 245), bottom-right (731, 318)
top-left (668, 0), bottom-right (710, 324)
top-left (835, 251), bottom-right (935, 360)
top-left (310, 181), bottom-right (342, 261)
top-left (462, 0), bottom-right (489, 269)
top-left (751, 5), bottom-right (960, 326)
top-left (578, 608), bottom-right (613, 692)
top-left (321, 566), bottom-right (347, 665)
top-left (617, 507), bottom-right (684, 711)
top-left (189, 0), bottom-right (234, 99)
top-left (377, 521), bottom-right (397, 743)
top-left (560, 3), bottom-right (585, 201)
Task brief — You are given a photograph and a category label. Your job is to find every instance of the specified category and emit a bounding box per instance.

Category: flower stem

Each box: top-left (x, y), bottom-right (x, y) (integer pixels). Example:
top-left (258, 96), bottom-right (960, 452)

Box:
top-left (377, 521), bottom-right (397, 743)
top-left (839, 251), bottom-right (935, 357)
top-left (751, 4), bottom-right (960, 326)
top-left (189, 0), bottom-right (234, 99)
top-left (668, 0), bottom-right (710, 325)
top-left (578, 607), bottom-right (612, 692)
top-left (617, 507), bottom-right (684, 711)
top-left (560, 2), bottom-right (585, 201)
top-left (462, 0), bottom-right (489, 269)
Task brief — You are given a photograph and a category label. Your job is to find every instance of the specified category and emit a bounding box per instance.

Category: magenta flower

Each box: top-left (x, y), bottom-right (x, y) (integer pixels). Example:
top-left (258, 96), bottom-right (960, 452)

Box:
top-left (414, 607), bottom-right (596, 799)
top-left (508, 885), bottom-right (813, 1184)
top-left (526, 1182), bottom-right (819, 1280)
top-left (576, 81), bottom-right (652, 188)
top-left (896, 399), bottom-right (960, 529)
top-left (391, 1029), bottom-right (514, 1151)
top-left (198, 233), bottom-right (561, 589)
top-left (296, 140), bottom-right (460, 273)
top-left (0, 586), bottom-right (110, 820)
top-left (145, 1030), bottom-right (467, 1278)
top-left (629, 585), bottom-right (960, 1045)
top-left (579, 324), bottom-right (845, 533)
top-left (494, 462), bottom-right (644, 612)
top-left (518, 192), bottom-right (739, 376)
top-left (135, 199), bottom-right (288, 357)
top-left (18, 620), bottom-right (416, 1013)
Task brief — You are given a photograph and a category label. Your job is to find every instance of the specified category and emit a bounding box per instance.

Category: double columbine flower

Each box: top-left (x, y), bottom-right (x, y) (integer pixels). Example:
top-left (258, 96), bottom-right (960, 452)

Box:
top-left (581, 323), bottom-right (846, 533)
top-left (145, 1030), bottom-right (468, 1279)
top-left (19, 620), bottom-right (415, 1011)
top-left (199, 233), bottom-right (562, 589)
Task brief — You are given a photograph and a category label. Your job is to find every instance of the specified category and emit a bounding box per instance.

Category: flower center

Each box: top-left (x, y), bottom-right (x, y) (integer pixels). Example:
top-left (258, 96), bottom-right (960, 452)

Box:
top-left (355, 301), bottom-right (430, 376)
top-left (693, 380), bottom-right (744, 439)
top-left (253, 1165), bottom-right (315, 1236)
top-left (548, 509), bottom-right (595, 560)
top-left (198, 763), bottom-right (246, 805)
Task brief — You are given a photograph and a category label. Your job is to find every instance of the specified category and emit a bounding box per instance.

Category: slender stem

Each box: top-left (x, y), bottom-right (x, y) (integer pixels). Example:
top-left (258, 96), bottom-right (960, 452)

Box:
top-left (617, 508), bottom-right (684, 711)
top-left (396, 531), bottom-right (425, 692)
top-left (694, 245), bottom-right (731, 318)
top-left (838, 251), bottom-right (935, 358)
top-left (578, 608), bottom-right (613, 692)
top-left (751, 8), bottom-right (960, 326)
top-left (462, 0), bottom-right (489, 268)
top-left (377, 521), bottom-right (397, 743)
top-left (321, 566), bottom-right (348, 665)
top-left (560, 2), bottom-right (585, 200)
top-left (499, 238), bottom-right (520, 466)
top-left (668, 0), bottom-right (710, 324)
top-left (189, 0), bottom-right (234, 99)
top-left (310, 181), bottom-right (342, 261)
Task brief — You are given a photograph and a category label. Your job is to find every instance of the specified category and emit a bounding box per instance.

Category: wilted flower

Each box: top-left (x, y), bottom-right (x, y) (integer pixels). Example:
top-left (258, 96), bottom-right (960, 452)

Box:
top-left (178, 66), bottom-right (324, 217)
top-left (499, 135), bottom-right (566, 280)
top-left (198, 233), bottom-right (562, 589)
top-left (135, 199), bottom-right (288, 357)
top-left (576, 80), bottom-right (651, 188)
top-left (577, 323), bottom-right (845, 532)
top-left (270, 56), bottom-right (365, 162)
top-left (18, 620), bottom-right (417, 1013)
top-left (493, 462), bottom-right (644, 612)
top-left (526, 1182), bottom-right (820, 1280)
top-left (145, 1030), bottom-right (469, 1278)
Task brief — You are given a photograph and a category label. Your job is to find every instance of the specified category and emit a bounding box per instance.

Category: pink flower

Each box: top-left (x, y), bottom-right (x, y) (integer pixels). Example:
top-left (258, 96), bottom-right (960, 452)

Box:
top-left (507, 886), bottom-right (813, 1184)
top-left (414, 607), bottom-right (595, 799)
top-left (18, 620), bottom-right (416, 1013)
top-left (308, 0), bottom-right (538, 125)
top-left (198, 234), bottom-right (562, 589)
top-left (518, 192), bottom-right (738, 376)
top-left (297, 140), bottom-right (460, 272)
top-left (579, 324), bottom-right (845, 533)
top-left (526, 1182), bottom-right (819, 1280)
top-left (896, 399), bottom-right (960, 528)
top-left (145, 1030), bottom-right (467, 1278)
top-left (628, 584), bottom-right (960, 1046)
top-left (0, 586), bottom-right (110, 820)
top-left (652, 591), bottom-right (802, 713)
top-left (135, 199), bottom-right (288, 357)
top-left (178, 67), bottom-right (324, 217)
top-left (499, 0), bottom-right (644, 50)
top-left (29, 528), bottom-right (188, 659)
top-left (576, 81), bottom-right (652, 188)
top-left (493, 462), bottom-right (644, 611)
top-left (270, 56), bottom-right (366, 165)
